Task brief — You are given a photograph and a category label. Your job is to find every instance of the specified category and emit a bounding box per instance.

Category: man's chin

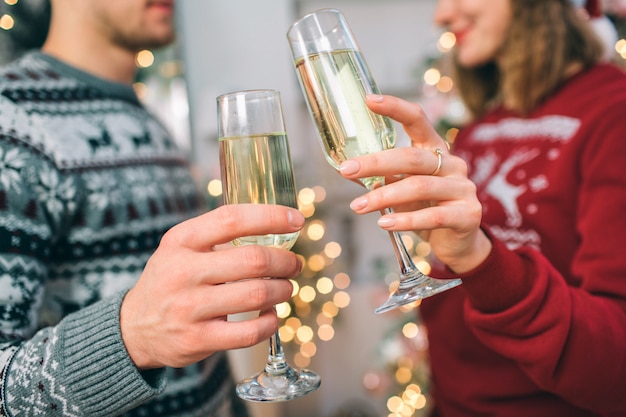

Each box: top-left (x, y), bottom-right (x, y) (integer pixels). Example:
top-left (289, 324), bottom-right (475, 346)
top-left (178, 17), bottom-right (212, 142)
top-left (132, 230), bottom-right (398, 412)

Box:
top-left (130, 32), bottom-right (177, 51)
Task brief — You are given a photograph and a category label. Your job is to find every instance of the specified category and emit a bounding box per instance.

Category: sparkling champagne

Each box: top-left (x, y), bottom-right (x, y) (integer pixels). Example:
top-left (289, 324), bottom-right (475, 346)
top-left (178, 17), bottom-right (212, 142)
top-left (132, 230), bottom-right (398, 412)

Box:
top-left (295, 49), bottom-right (396, 189)
top-left (219, 133), bottom-right (299, 249)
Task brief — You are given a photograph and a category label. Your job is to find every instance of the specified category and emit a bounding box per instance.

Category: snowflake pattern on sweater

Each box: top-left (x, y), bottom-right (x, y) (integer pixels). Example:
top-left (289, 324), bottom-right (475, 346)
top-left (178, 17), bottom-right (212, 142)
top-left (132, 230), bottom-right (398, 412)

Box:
top-left (0, 52), bottom-right (247, 417)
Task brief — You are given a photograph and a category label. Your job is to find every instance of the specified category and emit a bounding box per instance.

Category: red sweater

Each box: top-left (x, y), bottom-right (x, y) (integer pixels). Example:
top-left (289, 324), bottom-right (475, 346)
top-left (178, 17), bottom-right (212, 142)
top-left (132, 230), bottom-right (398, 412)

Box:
top-left (421, 63), bottom-right (626, 417)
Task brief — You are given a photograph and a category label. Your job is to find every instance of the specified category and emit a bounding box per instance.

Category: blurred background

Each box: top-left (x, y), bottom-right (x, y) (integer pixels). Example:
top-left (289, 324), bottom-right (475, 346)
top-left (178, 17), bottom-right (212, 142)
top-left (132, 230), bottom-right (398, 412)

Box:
top-left (2, 1), bottom-right (626, 416)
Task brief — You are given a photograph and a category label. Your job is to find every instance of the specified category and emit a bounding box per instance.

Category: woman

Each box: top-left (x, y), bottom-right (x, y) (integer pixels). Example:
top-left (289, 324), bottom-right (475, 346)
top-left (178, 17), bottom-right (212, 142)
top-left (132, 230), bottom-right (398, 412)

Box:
top-left (338, 0), bottom-right (626, 415)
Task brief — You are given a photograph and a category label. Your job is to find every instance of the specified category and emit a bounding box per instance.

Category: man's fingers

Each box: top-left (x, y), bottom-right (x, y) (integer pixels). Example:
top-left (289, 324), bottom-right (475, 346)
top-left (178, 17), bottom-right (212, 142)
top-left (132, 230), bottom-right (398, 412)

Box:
top-left (198, 309), bottom-right (281, 352)
top-left (162, 204), bottom-right (305, 250)
top-left (186, 278), bottom-right (294, 319)
top-left (196, 245), bottom-right (303, 284)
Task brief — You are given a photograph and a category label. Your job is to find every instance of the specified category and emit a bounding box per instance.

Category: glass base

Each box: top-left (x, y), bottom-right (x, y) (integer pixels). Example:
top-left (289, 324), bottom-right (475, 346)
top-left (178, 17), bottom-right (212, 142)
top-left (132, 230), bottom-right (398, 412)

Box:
top-left (375, 276), bottom-right (462, 314)
top-left (236, 366), bottom-right (321, 402)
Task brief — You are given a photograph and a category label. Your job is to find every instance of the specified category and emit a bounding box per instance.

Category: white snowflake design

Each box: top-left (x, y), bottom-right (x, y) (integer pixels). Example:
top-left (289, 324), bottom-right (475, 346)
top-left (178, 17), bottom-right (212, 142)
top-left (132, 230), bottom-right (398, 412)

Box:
top-left (0, 147), bottom-right (30, 193)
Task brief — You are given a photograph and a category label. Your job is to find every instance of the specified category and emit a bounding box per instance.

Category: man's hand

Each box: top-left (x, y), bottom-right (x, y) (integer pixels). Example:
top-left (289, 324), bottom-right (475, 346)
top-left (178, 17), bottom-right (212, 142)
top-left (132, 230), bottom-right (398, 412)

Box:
top-left (120, 204), bottom-right (304, 369)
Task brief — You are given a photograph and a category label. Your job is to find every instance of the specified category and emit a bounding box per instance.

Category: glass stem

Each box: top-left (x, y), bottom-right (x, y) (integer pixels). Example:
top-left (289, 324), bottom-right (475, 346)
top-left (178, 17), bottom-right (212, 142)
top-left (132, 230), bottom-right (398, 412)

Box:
top-left (265, 330), bottom-right (289, 374)
top-left (380, 208), bottom-right (425, 289)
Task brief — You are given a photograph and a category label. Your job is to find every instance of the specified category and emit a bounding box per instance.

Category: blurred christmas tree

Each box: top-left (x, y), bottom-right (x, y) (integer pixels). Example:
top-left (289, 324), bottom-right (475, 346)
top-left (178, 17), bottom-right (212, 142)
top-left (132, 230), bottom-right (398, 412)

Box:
top-left (275, 186), bottom-right (352, 369)
top-left (362, 258), bottom-right (434, 417)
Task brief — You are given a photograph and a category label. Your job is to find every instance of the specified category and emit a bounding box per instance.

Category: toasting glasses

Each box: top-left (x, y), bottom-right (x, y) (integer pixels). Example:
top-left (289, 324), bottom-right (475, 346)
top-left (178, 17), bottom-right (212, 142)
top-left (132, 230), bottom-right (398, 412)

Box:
top-left (217, 89), bottom-right (321, 401)
top-left (287, 9), bottom-right (462, 314)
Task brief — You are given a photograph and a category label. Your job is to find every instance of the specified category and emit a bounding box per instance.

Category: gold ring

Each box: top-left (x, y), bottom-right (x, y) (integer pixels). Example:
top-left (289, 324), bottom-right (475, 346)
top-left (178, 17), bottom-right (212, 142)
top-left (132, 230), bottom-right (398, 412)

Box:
top-left (430, 148), bottom-right (443, 175)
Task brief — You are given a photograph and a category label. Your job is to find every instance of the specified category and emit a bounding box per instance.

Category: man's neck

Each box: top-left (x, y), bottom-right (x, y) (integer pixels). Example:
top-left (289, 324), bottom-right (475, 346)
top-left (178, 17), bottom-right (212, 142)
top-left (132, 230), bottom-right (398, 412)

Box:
top-left (42, 31), bottom-right (138, 85)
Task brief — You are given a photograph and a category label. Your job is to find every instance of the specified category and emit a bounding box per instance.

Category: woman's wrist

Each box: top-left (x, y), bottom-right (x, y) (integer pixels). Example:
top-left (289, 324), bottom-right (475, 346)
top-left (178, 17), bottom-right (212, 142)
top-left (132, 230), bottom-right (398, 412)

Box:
top-left (444, 230), bottom-right (493, 274)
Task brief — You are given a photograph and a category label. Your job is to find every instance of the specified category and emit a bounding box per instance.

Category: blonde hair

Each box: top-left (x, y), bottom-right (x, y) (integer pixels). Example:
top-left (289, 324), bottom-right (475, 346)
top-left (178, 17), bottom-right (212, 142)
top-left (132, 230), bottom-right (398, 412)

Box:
top-left (455, 0), bottom-right (604, 118)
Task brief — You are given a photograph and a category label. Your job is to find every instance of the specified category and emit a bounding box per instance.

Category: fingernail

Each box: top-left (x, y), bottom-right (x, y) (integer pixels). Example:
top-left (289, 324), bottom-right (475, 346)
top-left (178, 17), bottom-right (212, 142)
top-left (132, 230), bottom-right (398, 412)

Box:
top-left (378, 217), bottom-right (396, 228)
top-left (350, 197), bottom-right (368, 211)
top-left (339, 160), bottom-right (360, 175)
top-left (288, 210), bottom-right (305, 229)
top-left (367, 94), bottom-right (384, 103)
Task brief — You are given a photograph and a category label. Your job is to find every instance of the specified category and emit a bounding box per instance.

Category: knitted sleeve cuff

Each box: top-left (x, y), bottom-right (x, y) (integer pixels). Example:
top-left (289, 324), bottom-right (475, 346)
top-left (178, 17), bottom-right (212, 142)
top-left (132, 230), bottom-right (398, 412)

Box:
top-left (454, 226), bottom-right (534, 313)
top-left (57, 291), bottom-right (166, 416)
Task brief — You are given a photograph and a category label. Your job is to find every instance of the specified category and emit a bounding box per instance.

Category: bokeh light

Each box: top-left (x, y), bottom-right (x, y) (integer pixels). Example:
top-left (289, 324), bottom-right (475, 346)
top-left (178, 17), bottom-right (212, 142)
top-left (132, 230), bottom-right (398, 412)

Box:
top-left (0, 14), bottom-right (15, 30)
top-left (438, 31), bottom-right (456, 52)
top-left (207, 179), bottom-right (222, 197)
top-left (136, 50), bottom-right (155, 68)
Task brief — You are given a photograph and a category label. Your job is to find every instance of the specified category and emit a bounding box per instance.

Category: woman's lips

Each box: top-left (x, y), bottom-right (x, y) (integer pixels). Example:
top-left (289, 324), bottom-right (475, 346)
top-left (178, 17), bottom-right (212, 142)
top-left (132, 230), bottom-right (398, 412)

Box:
top-left (453, 28), bottom-right (468, 45)
top-left (148, 0), bottom-right (174, 13)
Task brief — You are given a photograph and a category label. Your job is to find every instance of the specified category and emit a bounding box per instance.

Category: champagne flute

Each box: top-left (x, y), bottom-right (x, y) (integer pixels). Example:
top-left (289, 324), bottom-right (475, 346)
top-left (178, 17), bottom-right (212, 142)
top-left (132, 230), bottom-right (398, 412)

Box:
top-left (287, 9), bottom-right (462, 314)
top-left (217, 89), bottom-right (321, 402)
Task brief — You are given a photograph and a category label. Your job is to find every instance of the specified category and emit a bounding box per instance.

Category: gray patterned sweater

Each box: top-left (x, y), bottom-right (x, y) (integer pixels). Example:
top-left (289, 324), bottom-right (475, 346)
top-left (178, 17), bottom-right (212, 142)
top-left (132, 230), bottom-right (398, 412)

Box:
top-left (0, 52), bottom-right (248, 417)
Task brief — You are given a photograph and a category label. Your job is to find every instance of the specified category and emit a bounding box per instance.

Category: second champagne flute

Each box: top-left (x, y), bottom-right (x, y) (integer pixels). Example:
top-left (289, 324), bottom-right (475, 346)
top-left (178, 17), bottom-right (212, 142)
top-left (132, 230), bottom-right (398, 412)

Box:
top-left (217, 89), bottom-right (321, 402)
top-left (287, 9), bottom-right (462, 314)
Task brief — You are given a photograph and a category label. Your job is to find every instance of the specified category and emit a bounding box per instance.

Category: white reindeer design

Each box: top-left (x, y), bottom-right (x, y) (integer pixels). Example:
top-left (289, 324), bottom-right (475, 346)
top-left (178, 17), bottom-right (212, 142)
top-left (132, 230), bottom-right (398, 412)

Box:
top-left (484, 148), bottom-right (541, 227)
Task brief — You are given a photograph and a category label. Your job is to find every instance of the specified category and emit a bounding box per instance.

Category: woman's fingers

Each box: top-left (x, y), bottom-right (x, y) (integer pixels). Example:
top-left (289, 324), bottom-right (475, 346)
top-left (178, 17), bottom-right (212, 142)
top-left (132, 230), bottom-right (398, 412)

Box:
top-left (378, 197), bottom-right (482, 233)
top-left (366, 94), bottom-right (447, 150)
top-left (349, 175), bottom-right (474, 212)
top-left (339, 147), bottom-right (467, 182)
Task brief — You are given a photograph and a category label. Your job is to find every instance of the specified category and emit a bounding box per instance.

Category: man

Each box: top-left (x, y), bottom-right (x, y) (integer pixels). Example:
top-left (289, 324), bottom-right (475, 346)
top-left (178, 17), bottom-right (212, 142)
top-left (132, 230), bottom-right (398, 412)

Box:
top-left (0, 0), bottom-right (300, 415)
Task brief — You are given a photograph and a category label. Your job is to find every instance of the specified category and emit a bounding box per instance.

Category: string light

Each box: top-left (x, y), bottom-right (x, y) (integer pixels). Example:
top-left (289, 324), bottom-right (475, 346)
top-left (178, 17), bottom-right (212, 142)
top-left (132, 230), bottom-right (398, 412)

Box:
top-left (132, 82), bottom-right (148, 100)
top-left (0, 0), bottom-right (17, 34)
top-left (136, 50), bottom-right (155, 68)
top-left (324, 241), bottom-right (342, 258)
top-left (333, 272), bottom-right (351, 289)
top-left (206, 179), bottom-right (222, 197)
top-left (437, 31), bottom-right (456, 52)
top-left (437, 76), bottom-right (454, 93)
top-left (423, 68), bottom-right (441, 86)
top-left (306, 220), bottom-right (325, 241)
top-left (445, 127), bottom-right (459, 146)
top-left (616, 39), bottom-right (626, 60)
top-left (0, 14), bottom-right (14, 30)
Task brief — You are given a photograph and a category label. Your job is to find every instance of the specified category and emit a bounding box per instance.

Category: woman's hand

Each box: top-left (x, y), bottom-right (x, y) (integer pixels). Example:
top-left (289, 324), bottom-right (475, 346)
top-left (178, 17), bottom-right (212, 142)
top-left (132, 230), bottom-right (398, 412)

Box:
top-left (338, 94), bottom-right (492, 274)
